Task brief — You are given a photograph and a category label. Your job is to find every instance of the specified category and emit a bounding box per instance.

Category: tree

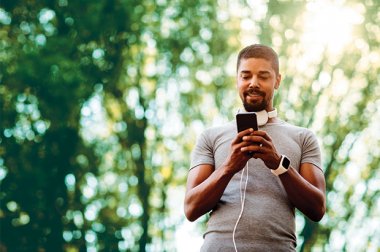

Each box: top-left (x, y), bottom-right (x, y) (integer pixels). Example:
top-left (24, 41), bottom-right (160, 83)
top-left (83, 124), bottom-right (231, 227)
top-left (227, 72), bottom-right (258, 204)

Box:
top-left (1, 0), bottom-right (379, 251)
top-left (0, 0), bottom-right (240, 251)
top-left (249, 0), bottom-right (380, 250)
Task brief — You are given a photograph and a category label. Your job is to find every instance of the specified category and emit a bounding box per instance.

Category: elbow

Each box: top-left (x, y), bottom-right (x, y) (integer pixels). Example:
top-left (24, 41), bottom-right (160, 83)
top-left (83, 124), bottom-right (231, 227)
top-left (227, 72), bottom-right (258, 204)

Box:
top-left (308, 193), bottom-right (327, 222)
top-left (184, 196), bottom-right (204, 222)
top-left (185, 211), bottom-right (197, 222)
top-left (309, 212), bottom-right (324, 222)
top-left (184, 204), bottom-right (199, 222)
top-left (309, 203), bottom-right (326, 222)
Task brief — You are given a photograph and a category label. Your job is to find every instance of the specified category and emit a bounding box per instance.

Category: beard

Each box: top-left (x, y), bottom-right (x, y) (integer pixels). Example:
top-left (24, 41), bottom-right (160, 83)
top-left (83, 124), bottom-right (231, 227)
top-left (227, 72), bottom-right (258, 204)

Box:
top-left (243, 100), bottom-right (267, 112)
top-left (242, 88), bottom-right (267, 112)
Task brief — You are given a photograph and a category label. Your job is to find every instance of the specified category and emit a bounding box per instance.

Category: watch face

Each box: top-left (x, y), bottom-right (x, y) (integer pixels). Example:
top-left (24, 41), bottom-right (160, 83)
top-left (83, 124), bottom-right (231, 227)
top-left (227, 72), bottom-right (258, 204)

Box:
top-left (283, 156), bottom-right (290, 169)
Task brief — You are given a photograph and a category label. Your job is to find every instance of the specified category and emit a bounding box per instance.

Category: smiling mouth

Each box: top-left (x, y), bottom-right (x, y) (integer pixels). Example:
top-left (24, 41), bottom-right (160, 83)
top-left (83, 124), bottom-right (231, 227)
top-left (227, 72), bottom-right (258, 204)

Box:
top-left (247, 93), bottom-right (261, 98)
top-left (245, 89), bottom-right (264, 98)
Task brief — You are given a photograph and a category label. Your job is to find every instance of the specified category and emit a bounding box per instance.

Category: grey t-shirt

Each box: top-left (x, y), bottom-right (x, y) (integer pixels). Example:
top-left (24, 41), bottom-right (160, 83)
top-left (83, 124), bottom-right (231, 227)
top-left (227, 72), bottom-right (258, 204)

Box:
top-left (190, 119), bottom-right (322, 252)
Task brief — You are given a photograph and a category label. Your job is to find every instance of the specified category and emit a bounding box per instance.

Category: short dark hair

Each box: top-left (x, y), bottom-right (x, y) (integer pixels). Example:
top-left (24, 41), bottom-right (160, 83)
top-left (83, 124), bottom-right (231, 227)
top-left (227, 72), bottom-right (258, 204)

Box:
top-left (236, 44), bottom-right (279, 76)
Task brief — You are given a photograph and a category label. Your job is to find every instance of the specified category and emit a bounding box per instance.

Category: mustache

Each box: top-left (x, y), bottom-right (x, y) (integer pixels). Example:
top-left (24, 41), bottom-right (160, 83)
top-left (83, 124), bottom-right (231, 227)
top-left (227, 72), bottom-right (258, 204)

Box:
top-left (244, 88), bottom-right (265, 97)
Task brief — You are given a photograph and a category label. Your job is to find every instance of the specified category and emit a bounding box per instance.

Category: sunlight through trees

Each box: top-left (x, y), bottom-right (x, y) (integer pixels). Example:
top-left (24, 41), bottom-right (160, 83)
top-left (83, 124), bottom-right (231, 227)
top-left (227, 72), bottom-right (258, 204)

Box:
top-left (1, 0), bottom-right (379, 251)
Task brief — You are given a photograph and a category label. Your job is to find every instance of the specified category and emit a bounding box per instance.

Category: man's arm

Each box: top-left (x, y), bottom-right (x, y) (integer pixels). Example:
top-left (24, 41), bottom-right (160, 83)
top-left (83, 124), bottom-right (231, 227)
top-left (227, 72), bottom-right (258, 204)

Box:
top-left (184, 128), bottom-right (254, 222)
top-left (241, 130), bottom-right (326, 222)
top-left (184, 164), bottom-right (233, 222)
top-left (279, 163), bottom-right (326, 222)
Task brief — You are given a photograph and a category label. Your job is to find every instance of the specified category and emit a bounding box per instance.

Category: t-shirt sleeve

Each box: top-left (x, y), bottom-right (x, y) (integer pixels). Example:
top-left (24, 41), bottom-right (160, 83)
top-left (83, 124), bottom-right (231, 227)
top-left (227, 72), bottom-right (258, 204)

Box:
top-left (301, 130), bottom-right (322, 171)
top-left (190, 130), bottom-right (215, 170)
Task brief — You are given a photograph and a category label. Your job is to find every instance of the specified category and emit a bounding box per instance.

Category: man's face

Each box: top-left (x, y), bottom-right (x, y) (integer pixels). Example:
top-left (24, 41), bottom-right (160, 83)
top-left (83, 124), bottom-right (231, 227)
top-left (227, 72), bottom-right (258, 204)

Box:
top-left (236, 57), bottom-right (281, 112)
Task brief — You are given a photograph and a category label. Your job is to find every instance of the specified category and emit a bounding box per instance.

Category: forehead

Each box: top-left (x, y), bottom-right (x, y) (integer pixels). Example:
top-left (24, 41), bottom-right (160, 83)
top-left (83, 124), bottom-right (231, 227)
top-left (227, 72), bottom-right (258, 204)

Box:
top-left (238, 58), bottom-right (275, 74)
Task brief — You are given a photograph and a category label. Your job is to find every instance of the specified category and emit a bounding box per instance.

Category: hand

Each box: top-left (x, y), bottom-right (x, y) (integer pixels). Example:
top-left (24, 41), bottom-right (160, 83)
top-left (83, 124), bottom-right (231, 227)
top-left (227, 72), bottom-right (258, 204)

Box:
top-left (223, 128), bottom-right (256, 174)
top-left (240, 130), bottom-right (282, 170)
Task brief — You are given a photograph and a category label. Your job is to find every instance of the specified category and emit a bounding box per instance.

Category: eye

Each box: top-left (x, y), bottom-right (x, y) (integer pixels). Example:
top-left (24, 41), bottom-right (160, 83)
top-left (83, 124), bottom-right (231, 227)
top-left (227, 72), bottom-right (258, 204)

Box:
top-left (241, 75), bottom-right (251, 80)
top-left (258, 75), bottom-right (269, 80)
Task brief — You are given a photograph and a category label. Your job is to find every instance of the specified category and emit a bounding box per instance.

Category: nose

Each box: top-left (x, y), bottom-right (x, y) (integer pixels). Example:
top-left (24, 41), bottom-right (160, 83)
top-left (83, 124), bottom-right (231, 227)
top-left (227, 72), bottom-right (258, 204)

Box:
top-left (248, 76), bottom-right (259, 88)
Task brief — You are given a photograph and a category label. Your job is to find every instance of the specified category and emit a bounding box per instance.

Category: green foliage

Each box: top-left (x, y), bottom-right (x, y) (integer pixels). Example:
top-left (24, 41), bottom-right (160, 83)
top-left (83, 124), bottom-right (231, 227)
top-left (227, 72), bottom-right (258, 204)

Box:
top-left (1, 0), bottom-right (379, 251)
top-left (256, 1), bottom-right (380, 251)
top-left (0, 0), bottom-right (239, 251)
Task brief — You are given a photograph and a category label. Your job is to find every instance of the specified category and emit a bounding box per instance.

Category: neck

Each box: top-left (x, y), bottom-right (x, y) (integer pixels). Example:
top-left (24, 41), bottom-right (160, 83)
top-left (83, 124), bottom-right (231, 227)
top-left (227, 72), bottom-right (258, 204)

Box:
top-left (241, 108), bottom-right (277, 115)
top-left (238, 108), bottom-right (277, 126)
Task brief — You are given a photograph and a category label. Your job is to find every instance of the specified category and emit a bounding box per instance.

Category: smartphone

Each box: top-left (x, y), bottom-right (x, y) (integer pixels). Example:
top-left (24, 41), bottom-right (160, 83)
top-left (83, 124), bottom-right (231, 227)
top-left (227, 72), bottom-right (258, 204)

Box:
top-left (236, 112), bottom-right (258, 132)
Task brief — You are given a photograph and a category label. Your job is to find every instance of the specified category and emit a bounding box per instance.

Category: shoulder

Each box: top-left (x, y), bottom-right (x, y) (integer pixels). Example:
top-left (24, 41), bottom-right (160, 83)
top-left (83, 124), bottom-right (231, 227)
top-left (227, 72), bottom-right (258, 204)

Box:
top-left (196, 121), bottom-right (235, 145)
top-left (270, 120), bottom-right (317, 138)
top-left (283, 121), bottom-right (321, 151)
top-left (267, 120), bottom-right (320, 149)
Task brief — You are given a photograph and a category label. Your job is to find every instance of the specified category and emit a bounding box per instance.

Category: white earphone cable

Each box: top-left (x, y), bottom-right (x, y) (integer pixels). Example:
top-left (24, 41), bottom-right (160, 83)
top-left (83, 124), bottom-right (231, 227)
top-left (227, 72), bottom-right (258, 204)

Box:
top-left (232, 162), bottom-right (249, 252)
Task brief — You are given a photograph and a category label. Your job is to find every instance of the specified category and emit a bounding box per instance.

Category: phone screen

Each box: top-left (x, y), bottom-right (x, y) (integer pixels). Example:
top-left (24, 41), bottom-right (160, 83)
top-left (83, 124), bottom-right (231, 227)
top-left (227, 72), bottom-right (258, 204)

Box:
top-left (236, 112), bottom-right (258, 132)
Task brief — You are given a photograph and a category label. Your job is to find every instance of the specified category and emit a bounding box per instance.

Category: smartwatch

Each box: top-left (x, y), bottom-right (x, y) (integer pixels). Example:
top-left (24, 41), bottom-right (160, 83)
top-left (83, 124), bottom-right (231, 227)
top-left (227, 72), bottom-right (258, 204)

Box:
top-left (271, 155), bottom-right (290, 176)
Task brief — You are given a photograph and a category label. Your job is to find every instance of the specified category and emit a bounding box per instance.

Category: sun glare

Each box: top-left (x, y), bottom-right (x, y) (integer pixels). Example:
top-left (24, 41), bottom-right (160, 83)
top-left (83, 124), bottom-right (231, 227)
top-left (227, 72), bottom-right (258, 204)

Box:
top-left (302, 2), bottom-right (363, 54)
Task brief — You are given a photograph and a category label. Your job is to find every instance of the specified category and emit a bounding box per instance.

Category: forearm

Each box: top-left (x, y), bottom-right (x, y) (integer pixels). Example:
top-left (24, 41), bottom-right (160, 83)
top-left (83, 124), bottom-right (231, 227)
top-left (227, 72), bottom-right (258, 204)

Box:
top-left (184, 167), bottom-right (234, 222)
top-left (184, 128), bottom-right (254, 221)
top-left (279, 167), bottom-right (326, 221)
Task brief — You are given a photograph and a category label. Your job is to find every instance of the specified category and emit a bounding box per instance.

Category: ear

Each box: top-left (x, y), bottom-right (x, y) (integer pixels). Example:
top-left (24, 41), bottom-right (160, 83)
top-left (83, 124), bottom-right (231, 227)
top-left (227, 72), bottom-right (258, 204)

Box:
top-left (274, 74), bottom-right (282, 90)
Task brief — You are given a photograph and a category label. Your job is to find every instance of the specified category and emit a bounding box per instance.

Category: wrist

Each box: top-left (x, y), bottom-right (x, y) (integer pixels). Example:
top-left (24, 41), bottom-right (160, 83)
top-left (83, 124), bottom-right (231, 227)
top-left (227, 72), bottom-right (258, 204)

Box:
top-left (221, 161), bottom-right (238, 177)
top-left (271, 155), bottom-right (290, 176)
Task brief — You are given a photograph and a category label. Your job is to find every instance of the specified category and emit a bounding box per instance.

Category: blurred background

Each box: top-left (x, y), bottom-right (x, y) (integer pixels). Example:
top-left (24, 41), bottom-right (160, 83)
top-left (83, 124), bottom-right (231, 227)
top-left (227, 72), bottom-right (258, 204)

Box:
top-left (0, 0), bottom-right (379, 251)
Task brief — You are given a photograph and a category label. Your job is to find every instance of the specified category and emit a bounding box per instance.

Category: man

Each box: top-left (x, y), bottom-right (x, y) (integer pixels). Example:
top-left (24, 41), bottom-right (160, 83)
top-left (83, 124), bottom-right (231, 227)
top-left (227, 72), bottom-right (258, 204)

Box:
top-left (184, 44), bottom-right (326, 251)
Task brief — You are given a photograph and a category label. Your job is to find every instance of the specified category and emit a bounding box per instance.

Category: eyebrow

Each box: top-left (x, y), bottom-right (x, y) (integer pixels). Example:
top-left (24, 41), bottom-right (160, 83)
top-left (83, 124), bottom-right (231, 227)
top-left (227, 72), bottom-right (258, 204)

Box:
top-left (240, 70), bottom-right (271, 75)
top-left (240, 70), bottom-right (251, 74)
top-left (258, 71), bottom-right (271, 76)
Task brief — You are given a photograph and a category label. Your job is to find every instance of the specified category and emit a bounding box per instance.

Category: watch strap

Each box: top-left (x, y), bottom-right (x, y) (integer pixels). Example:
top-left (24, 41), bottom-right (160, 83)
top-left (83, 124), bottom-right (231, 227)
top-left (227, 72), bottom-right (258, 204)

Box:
top-left (271, 155), bottom-right (289, 176)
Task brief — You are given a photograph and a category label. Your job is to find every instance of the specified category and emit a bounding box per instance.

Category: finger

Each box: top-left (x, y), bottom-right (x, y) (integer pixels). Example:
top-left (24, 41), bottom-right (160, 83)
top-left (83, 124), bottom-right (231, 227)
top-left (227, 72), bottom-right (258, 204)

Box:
top-left (242, 135), bottom-right (262, 142)
top-left (242, 135), bottom-right (269, 148)
top-left (234, 140), bottom-right (252, 151)
top-left (232, 128), bottom-right (255, 144)
top-left (240, 144), bottom-right (264, 153)
top-left (252, 130), bottom-right (273, 142)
